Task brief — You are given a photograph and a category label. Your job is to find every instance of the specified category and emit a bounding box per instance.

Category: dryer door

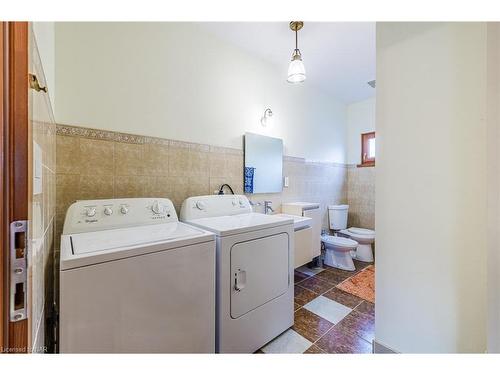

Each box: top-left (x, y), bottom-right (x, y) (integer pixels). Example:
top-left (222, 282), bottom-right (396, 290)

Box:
top-left (230, 232), bottom-right (290, 319)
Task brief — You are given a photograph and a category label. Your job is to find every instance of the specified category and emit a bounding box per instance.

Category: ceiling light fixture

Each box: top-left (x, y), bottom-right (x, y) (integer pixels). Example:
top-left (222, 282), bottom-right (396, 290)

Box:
top-left (261, 108), bottom-right (274, 127)
top-left (287, 21), bottom-right (306, 84)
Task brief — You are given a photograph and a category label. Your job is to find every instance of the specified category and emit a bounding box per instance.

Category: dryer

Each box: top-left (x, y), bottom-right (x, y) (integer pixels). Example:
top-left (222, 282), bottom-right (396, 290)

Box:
top-left (59, 198), bottom-right (216, 353)
top-left (180, 195), bottom-right (294, 353)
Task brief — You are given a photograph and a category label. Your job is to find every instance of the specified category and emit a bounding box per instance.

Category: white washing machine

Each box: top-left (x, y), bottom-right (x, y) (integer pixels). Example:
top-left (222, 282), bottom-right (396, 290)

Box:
top-left (180, 195), bottom-right (294, 353)
top-left (59, 198), bottom-right (216, 353)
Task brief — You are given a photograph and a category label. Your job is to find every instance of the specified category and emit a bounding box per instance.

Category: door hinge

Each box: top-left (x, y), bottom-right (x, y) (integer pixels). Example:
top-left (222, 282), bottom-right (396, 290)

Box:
top-left (10, 220), bottom-right (28, 322)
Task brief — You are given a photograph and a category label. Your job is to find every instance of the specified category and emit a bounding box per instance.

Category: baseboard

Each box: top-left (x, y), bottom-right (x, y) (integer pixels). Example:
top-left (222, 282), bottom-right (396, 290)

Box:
top-left (372, 339), bottom-right (399, 353)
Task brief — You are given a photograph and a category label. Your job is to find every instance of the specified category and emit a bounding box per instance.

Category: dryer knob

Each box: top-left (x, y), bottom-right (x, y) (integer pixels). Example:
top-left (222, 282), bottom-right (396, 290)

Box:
top-left (85, 207), bottom-right (96, 217)
top-left (104, 207), bottom-right (113, 216)
top-left (196, 201), bottom-right (206, 210)
top-left (120, 206), bottom-right (129, 214)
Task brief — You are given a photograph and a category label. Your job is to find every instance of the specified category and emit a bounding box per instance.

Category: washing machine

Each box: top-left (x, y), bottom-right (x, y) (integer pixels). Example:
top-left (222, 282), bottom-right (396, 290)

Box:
top-left (180, 195), bottom-right (294, 353)
top-left (59, 198), bottom-right (216, 353)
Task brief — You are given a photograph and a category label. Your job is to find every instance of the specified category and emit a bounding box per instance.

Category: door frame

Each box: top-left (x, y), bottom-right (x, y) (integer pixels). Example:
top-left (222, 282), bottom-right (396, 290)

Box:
top-left (1, 21), bottom-right (29, 353)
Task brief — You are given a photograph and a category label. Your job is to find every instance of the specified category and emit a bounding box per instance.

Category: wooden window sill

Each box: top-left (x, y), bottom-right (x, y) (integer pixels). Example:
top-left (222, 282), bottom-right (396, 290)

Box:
top-left (357, 162), bottom-right (375, 168)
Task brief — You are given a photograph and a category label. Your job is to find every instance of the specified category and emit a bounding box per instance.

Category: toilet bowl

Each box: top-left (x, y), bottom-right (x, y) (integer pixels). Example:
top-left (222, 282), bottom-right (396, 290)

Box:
top-left (340, 227), bottom-right (375, 263)
top-left (321, 235), bottom-right (358, 271)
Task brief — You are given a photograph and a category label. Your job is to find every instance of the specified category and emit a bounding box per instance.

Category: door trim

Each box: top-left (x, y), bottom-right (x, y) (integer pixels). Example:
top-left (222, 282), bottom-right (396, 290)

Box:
top-left (1, 21), bottom-right (5, 352)
top-left (1, 21), bottom-right (29, 353)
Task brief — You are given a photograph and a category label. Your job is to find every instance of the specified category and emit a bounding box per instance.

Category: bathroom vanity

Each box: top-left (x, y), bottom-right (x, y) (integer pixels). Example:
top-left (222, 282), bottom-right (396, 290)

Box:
top-left (282, 202), bottom-right (321, 266)
top-left (274, 214), bottom-right (313, 268)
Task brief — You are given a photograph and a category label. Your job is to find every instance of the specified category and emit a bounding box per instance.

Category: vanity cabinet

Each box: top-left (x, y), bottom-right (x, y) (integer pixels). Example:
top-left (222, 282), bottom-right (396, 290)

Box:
top-left (294, 226), bottom-right (313, 268)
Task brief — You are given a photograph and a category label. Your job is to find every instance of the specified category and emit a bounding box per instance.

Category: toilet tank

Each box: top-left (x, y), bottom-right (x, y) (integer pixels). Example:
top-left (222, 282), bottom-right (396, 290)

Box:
top-left (328, 205), bottom-right (349, 230)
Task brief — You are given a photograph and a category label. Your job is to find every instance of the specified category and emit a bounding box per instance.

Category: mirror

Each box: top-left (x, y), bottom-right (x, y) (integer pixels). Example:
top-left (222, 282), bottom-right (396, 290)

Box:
top-left (244, 132), bottom-right (283, 194)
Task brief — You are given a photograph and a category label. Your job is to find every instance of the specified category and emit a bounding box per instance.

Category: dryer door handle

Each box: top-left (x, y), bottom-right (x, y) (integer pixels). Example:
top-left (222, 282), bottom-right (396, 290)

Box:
top-left (234, 268), bottom-right (246, 292)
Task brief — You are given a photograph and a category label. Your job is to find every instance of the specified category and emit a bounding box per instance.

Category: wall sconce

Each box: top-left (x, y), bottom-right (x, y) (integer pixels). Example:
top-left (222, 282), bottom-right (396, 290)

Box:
top-left (261, 108), bottom-right (274, 128)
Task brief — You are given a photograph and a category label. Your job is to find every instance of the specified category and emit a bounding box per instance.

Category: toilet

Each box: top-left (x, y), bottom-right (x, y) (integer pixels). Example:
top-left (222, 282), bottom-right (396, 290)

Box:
top-left (321, 204), bottom-right (358, 271)
top-left (328, 205), bottom-right (375, 263)
top-left (340, 227), bottom-right (375, 263)
top-left (321, 234), bottom-right (358, 271)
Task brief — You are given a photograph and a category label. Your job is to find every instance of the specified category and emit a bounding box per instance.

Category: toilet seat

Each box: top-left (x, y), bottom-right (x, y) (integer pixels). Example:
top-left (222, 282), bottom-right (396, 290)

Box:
top-left (348, 227), bottom-right (375, 236)
top-left (321, 235), bottom-right (358, 249)
top-left (342, 228), bottom-right (375, 243)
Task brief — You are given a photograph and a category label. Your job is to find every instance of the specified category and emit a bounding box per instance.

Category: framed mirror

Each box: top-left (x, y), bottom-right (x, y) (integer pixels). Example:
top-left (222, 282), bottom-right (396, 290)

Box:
top-left (244, 132), bottom-right (283, 194)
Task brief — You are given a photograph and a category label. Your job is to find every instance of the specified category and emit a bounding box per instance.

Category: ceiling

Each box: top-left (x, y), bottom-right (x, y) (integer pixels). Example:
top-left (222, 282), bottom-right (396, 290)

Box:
top-left (200, 22), bottom-right (376, 104)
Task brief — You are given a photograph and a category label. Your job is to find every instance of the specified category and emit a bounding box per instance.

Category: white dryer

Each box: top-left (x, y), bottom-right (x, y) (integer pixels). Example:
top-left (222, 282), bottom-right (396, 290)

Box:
top-left (59, 198), bottom-right (216, 353)
top-left (180, 195), bottom-right (294, 353)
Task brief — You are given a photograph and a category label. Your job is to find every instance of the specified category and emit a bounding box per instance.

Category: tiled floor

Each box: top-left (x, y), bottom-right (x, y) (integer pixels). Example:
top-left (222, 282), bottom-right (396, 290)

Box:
top-left (258, 259), bottom-right (375, 354)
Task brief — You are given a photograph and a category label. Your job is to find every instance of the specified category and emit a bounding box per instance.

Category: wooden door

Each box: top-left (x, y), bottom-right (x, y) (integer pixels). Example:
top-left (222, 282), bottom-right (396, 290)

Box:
top-left (1, 21), bottom-right (30, 354)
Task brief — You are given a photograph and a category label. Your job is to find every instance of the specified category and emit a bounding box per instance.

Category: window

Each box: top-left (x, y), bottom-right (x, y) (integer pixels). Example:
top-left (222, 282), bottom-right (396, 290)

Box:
top-left (359, 131), bottom-right (375, 167)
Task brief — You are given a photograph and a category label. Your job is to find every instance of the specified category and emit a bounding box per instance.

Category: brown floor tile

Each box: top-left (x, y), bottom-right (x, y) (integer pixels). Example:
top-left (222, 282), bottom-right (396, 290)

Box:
top-left (315, 267), bottom-right (356, 285)
top-left (294, 302), bottom-right (301, 311)
top-left (323, 288), bottom-right (364, 309)
top-left (355, 301), bottom-right (375, 318)
top-left (353, 259), bottom-right (373, 269)
top-left (297, 276), bottom-right (335, 295)
top-left (335, 310), bottom-right (375, 343)
top-left (294, 270), bottom-right (310, 284)
top-left (316, 326), bottom-right (372, 354)
top-left (294, 285), bottom-right (319, 307)
top-left (292, 308), bottom-right (334, 342)
top-left (304, 344), bottom-right (326, 354)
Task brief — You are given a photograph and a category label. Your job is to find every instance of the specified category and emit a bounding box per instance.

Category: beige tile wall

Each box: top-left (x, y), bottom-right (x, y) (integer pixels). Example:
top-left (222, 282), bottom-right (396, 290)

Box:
top-left (30, 29), bottom-right (56, 353)
top-left (55, 124), bottom-right (349, 248)
top-left (250, 157), bottom-right (348, 229)
top-left (346, 165), bottom-right (375, 229)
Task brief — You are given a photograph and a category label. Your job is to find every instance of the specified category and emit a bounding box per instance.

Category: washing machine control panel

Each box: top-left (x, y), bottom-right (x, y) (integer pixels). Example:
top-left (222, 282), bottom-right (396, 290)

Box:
top-left (63, 198), bottom-right (178, 234)
top-left (180, 194), bottom-right (252, 220)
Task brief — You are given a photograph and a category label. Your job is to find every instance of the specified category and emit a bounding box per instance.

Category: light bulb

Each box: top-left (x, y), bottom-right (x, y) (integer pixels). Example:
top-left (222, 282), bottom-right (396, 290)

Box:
top-left (287, 51), bottom-right (306, 84)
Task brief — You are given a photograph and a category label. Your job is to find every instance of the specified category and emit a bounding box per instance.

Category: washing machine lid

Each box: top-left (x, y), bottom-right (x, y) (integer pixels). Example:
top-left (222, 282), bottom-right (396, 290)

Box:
top-left (184, 212), bottom-right (293, 237)
top-left (348, 227), bottom-right (375, 236)
top-left (60, 222), bottom-right (214, 270)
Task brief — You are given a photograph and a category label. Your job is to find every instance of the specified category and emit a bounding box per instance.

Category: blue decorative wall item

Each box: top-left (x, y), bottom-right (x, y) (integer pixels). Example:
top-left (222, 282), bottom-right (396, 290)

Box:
top-left (244, 166), bottom-right (255, 193)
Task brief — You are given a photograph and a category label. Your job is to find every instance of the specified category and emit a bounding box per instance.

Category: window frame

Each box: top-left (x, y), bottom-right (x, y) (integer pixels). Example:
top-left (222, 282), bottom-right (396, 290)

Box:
top-left (358, 131), bottom-right (376, 167)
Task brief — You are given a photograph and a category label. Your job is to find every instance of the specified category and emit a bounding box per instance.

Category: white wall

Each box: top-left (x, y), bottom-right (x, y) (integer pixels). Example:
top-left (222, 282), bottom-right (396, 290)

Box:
top-left (54, 22), bottom-right (347, 163)
top-left (32, 22), bottom-right (55, 111)
top-left (376, 23), bottom-right (487, 353)
top-left (347, 97), bottom-right (375, 165)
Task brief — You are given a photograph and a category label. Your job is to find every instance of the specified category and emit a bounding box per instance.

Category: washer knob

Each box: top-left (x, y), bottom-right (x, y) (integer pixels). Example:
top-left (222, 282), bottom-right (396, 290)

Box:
top-left (85, 207), bottom-right (96, 217)
top-left (104, 207), bottom-right (113, 216)
top-left (120, 205), bottom-right (129, 214)
top-left (196, 201), bottom-right (206, 210)
top-left (152, 200), bottom-right (164, 214)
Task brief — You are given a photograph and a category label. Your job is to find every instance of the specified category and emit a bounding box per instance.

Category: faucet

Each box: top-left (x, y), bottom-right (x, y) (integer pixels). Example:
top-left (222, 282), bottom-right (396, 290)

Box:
top-left (264, 201), bottom-right (275, 215)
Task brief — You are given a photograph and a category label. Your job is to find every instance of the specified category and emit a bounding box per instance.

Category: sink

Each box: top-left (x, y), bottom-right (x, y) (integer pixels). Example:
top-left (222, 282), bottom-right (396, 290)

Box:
top-left (273, 213), bottom-right (312, 230)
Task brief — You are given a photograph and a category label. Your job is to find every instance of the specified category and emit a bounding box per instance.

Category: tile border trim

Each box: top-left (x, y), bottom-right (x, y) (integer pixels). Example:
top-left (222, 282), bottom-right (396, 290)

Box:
top-left (56, 123), bottom-right (242, 154)
top-left (56, 123), bottom-right (351, 165)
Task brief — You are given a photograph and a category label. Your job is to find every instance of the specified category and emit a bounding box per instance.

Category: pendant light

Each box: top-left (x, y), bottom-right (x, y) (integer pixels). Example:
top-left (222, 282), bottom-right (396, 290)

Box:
top-left (287, 21), bottom-right (306, 84)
